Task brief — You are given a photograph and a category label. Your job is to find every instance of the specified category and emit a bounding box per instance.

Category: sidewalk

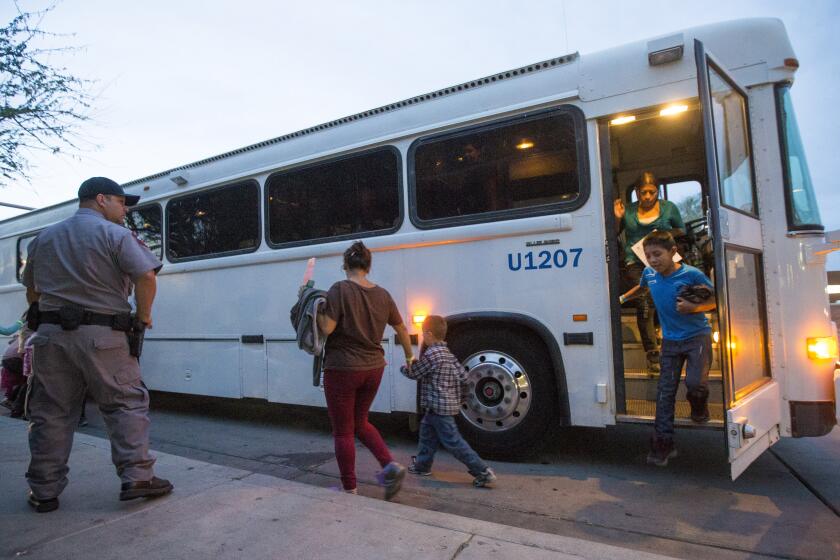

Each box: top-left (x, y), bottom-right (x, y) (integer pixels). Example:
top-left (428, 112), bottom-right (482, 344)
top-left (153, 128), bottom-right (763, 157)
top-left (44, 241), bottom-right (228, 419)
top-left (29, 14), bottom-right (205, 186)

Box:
top-left (0, 416), bottom-right (676, 560)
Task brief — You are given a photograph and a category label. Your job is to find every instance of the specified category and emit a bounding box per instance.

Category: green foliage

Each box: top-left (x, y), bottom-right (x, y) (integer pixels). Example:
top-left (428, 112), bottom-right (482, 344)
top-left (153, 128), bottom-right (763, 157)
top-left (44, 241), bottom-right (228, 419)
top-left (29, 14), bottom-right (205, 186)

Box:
top-left (0, 3), bottom-right (91, 184)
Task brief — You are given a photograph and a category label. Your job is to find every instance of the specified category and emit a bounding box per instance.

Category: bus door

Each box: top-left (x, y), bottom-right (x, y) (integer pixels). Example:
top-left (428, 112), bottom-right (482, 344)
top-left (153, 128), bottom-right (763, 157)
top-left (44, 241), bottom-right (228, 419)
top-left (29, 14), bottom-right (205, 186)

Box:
top-left (695, 40), bottom-right (780, 480)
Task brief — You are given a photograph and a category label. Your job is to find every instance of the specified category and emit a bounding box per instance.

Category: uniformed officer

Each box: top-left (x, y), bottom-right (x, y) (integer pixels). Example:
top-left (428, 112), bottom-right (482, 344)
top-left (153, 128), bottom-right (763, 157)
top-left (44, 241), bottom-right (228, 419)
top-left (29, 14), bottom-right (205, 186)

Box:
top-left (22, 176), bottom-right (173, 513)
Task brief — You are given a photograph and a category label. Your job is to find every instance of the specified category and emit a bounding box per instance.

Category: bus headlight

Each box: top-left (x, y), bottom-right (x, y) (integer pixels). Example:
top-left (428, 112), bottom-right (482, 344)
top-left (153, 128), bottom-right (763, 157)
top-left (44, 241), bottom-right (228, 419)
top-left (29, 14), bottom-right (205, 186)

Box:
top-left (806, 337), bottom-right (838, 361)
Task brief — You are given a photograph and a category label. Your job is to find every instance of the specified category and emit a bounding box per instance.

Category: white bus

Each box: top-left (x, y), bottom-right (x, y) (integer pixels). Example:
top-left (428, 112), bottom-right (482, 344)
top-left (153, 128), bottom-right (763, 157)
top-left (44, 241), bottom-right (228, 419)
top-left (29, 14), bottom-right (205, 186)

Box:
top-left (2, 18), bottom-right (837, 479)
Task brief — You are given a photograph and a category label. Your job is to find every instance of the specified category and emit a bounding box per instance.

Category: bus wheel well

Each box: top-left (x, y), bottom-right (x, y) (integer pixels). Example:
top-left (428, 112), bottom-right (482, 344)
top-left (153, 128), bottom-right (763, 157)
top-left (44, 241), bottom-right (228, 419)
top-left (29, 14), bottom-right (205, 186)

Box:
top-left (445, 313), bottom-right (570, 426)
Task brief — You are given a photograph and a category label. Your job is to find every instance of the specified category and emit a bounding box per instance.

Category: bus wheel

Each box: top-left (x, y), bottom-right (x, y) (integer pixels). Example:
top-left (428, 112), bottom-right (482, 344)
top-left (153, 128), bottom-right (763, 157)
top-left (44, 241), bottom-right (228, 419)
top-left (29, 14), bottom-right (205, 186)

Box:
top-left (449, 329), bottom-right (556, 459)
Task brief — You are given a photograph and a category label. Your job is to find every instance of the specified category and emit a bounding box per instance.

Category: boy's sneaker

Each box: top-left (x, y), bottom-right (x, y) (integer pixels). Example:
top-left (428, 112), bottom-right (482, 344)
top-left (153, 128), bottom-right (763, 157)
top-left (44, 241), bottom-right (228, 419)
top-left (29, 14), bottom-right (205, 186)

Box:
top-left (647, 437), bottom-right (677, 467)
top-left (376, 462), bottom-right (406, 501)
top-left (686, 390), bottom-right (710, 423)
top-left (472, 468), bottom-right (497, 488)
top-left (689, 403), bottom-right (710, 424)
top-left (408, 456), bottom-right (431, 476)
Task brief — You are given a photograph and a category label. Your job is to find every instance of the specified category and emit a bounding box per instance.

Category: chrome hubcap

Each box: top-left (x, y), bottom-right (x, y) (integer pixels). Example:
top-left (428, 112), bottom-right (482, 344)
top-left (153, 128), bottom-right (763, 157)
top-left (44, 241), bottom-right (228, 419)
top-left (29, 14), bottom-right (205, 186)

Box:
top-left (461, 350), bottom-right (531, 432)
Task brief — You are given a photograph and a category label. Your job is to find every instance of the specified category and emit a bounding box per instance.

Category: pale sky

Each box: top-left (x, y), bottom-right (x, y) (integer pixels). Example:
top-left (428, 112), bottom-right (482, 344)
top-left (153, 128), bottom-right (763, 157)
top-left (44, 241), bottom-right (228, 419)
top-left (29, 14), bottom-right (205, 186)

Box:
top-left (2, 1), bottom-right (838, 263)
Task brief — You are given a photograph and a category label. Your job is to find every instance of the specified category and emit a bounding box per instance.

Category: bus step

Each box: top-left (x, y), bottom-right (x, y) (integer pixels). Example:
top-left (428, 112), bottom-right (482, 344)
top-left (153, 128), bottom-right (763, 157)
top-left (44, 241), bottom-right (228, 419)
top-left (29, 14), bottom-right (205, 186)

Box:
top-left (624, 374), bottom-right (723, 402)
top-left (620, 399), bottom-right (725, 428)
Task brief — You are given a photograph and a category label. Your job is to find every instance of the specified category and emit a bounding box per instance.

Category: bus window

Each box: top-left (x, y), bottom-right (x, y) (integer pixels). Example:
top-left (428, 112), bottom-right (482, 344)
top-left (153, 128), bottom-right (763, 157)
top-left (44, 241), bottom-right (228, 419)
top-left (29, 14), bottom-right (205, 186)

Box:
top-left (412, 109), bottom-right (584, 223)
top-left (266, 148), bottom-right (400, 246)
top-left (125, 205), bottom-right (163, 260)
top-left (664, 180), bottom-right (702, 223)
top-left (16, 233), bottom-right (38, 282)
top-left (776, 84), bottom-right (823, 231)
top-left (166, 181), bottom-right (260, 261)
top-left (708, 68), bottom-right (757, 215)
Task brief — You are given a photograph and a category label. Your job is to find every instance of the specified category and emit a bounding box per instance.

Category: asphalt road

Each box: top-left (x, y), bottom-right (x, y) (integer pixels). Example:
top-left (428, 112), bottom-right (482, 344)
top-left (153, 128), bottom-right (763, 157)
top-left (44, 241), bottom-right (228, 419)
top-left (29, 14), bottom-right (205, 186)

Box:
top-left (45, 394), bottom-right (840, 559)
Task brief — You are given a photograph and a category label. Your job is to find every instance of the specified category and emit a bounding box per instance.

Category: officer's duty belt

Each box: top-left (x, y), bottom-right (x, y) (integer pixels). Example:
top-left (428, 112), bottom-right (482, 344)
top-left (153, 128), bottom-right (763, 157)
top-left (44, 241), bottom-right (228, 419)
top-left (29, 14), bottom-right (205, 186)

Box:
top-left (38, 310), bottom-right (132, 332)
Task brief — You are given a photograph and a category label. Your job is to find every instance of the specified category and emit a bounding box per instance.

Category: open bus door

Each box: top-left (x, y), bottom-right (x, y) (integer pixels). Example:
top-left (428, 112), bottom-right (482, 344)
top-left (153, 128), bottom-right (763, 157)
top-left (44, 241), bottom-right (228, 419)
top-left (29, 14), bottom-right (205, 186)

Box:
top-left (695, 40), bottom-right (781, 480)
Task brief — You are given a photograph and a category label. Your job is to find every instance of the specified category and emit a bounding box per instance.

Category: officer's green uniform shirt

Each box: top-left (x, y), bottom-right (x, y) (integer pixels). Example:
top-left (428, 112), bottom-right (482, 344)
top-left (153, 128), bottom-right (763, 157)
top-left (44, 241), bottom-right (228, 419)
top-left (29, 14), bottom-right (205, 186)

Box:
top-left (22, 208), bottom-right (162, 315)
top-left (621, 200), bottom-right (685, 265)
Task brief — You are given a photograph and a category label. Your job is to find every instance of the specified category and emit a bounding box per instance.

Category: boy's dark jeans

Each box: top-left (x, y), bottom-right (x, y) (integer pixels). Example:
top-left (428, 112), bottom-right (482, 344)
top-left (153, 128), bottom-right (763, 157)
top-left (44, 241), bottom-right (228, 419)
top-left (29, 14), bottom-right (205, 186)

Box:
top-left (654, 333), bottom-right (712, 439)
top-left (415, 412), bottom-right (488, 475)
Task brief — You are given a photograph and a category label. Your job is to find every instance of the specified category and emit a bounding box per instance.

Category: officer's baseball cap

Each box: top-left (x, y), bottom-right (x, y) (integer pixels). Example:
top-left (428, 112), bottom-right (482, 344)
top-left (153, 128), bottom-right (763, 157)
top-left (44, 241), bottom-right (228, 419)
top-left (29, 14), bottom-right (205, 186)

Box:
top-left (78, 177), bottom-right (140, 206)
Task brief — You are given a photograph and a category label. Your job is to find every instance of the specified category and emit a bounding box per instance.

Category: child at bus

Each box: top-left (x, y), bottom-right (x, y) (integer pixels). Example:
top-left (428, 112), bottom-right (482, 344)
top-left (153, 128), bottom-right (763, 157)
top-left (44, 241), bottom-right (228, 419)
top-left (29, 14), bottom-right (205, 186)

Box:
top-left (400, 316), bottom-right (497, 487)
top-left (619, 231), bottom-right (716, 467)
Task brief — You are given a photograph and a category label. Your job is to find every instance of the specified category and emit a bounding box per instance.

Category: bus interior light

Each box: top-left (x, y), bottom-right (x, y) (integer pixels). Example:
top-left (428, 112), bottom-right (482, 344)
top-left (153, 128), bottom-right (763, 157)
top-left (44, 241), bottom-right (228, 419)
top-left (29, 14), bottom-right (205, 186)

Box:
top-left (610, 115), bottom-right (636, 126)
top-left (412, 314), bottom-right (427, 325)
top-left (660, 104), bottom-right (688, 117)
top-left (516, 140), bottom-right (534, 150)
top-left (806, 336), bottom-right (838, 360)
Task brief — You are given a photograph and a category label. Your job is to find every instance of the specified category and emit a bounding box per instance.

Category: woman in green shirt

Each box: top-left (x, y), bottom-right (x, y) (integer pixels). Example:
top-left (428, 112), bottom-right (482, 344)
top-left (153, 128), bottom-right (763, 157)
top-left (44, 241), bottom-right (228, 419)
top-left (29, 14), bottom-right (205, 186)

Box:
top-left (614, 172), bottom-right (685, 372)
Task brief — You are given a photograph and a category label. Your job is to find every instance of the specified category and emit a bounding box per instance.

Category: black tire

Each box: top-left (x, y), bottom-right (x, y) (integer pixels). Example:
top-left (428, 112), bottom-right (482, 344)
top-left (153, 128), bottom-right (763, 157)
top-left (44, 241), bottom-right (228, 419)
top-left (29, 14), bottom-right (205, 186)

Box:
top-left (448, 327), bottom-right (557, 460)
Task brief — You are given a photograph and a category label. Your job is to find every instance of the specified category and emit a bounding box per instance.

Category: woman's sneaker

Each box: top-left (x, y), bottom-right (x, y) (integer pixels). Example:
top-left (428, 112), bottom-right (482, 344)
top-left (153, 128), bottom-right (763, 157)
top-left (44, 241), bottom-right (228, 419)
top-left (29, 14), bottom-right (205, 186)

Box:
top-left (376, 462), bottom-right (406, 500)
top-left (472, 468), bottom-right (497, 488)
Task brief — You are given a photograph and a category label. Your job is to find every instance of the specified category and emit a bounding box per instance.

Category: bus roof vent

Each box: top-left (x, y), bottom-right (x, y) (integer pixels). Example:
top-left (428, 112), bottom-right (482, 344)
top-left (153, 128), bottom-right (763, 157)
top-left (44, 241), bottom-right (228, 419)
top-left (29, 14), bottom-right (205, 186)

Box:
top-left (122, 52), bottom-right (579, 188)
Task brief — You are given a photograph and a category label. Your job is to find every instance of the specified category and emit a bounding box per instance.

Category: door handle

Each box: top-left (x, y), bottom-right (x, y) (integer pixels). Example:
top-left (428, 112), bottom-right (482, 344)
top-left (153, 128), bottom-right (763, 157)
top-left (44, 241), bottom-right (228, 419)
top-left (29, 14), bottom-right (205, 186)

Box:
top-left (727, 416), bottom-right (756, 448)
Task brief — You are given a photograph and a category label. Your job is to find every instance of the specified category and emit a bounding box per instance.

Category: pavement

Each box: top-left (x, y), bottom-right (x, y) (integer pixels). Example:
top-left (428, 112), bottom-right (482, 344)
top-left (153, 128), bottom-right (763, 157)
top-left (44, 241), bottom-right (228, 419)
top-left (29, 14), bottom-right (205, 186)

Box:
top-left (0, 416), bottom-right (676, 560)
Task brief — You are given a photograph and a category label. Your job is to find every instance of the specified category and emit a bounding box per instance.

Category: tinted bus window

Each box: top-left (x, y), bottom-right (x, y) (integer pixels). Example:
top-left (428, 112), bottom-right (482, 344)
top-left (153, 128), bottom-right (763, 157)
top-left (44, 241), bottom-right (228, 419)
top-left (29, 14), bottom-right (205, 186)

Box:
top-left (266, 148), bottom-right (400, 246)
top-left (413, 110), bottom-right (584, 222)
top-left (167, 181), bottom-right (260, 261)
top-left (125, 205), bottom-right (163, 260)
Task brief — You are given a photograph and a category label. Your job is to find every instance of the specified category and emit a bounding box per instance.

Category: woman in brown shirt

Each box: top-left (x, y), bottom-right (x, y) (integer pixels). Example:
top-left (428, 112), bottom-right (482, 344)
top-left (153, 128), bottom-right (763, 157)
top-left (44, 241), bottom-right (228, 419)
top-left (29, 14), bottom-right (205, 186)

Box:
top-left (317, 241), bottom-right (413, 499)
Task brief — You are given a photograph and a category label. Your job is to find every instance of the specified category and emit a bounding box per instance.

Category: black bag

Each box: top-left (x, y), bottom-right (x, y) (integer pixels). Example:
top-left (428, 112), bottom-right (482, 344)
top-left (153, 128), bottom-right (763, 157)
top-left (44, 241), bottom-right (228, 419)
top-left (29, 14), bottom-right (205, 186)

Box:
top-left (677, 284), bottom-right (713, 304)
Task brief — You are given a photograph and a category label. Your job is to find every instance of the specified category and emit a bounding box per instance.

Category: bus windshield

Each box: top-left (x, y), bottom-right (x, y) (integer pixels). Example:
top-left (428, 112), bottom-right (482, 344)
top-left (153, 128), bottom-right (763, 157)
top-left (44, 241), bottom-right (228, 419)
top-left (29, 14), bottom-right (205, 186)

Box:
top-left (776, 85), bottom-right (823, 231)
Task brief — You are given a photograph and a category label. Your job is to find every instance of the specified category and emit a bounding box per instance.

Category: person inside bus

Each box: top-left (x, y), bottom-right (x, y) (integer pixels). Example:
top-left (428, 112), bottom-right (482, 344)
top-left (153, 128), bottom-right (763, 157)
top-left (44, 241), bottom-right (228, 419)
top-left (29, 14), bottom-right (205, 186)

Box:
top-left (316, 241), bottom-right (414, 500)
top-left (457, 142), bottom-right (499, 215)
top-left (614, 171), bottom-right (685, 373)
top-left (619, 231), bottom-right (716, 467)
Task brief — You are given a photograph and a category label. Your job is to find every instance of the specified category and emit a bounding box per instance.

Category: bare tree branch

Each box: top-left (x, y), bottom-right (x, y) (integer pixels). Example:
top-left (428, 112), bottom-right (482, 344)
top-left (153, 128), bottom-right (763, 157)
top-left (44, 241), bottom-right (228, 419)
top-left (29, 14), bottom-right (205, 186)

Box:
top-left (1, 2), bottom-right (94, 184)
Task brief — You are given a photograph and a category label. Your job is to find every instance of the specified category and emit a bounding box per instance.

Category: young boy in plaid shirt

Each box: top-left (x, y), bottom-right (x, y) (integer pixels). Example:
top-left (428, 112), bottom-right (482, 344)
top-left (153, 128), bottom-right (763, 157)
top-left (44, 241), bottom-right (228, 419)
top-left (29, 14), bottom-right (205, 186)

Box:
top-left (400, 316), bottom-right (497, 487)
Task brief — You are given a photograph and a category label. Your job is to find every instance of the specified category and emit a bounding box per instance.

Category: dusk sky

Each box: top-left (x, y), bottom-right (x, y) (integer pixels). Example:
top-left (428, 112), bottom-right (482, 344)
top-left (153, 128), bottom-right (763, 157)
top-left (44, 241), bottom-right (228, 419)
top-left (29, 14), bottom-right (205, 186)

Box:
top-left (1, 1), bottom-right (838, 264)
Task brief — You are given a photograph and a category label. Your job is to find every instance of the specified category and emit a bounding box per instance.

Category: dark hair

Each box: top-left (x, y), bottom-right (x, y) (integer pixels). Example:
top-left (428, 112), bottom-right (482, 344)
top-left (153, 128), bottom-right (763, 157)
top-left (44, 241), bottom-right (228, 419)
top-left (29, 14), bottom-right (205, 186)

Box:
top-left (422, 315), bottom-right (447, 340)
top-left (343, 241), bottom-right (371, 272)
top-left (635, 171), bottom-right (658, 190)
top-left (642, 230), bottom-right (676, 252)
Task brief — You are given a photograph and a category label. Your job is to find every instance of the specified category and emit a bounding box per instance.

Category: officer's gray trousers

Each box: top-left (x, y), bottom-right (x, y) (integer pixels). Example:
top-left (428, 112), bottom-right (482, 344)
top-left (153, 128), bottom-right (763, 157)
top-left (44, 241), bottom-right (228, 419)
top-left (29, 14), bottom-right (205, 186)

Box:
top-left (27, 324), bottom-right (155, 499)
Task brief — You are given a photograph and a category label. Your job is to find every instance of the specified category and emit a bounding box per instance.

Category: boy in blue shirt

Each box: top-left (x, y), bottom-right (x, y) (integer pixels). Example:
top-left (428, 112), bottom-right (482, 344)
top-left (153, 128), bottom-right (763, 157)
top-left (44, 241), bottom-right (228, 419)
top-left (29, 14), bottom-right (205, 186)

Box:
top-left (620, 231), bottom-right (716, 466)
